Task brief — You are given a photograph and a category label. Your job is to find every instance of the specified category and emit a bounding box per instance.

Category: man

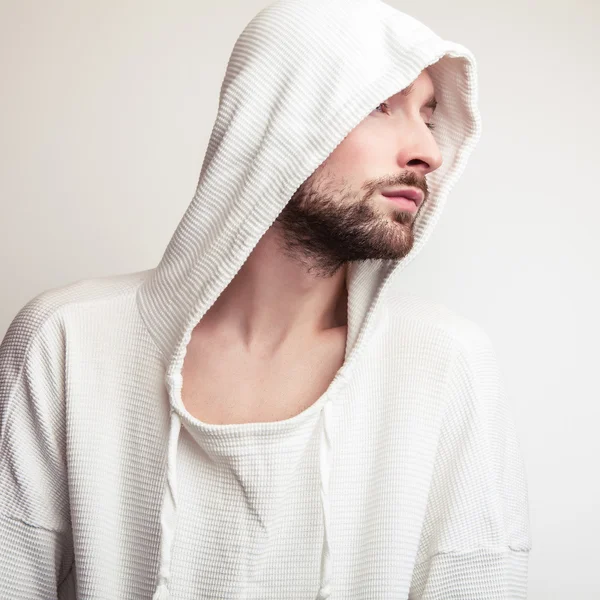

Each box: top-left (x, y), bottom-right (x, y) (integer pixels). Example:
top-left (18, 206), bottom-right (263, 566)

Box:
top-left (0, 0), bottom-right (531, 598)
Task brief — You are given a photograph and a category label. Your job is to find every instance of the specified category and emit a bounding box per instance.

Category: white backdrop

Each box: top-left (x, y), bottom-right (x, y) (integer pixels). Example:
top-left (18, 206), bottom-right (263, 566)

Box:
top-left (1, 1), bottom-right (598, 598)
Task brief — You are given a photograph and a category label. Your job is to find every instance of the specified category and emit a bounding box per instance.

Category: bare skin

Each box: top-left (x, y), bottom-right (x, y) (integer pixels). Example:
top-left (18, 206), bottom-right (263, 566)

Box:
top-left (181, 68), bottom-right (443, 425)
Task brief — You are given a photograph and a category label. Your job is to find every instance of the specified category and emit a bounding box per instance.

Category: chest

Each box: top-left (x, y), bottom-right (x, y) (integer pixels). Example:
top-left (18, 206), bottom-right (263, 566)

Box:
top-left (180, 328), bottom-right (347, 425)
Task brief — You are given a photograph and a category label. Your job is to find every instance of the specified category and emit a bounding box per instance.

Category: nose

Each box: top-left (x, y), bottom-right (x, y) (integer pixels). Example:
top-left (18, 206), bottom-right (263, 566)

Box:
top-left (395, 121), bottom-right (443, 175)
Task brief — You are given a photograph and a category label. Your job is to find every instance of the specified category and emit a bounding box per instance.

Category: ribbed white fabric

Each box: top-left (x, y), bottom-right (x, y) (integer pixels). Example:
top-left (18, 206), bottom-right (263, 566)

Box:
top-left (0, 0), bottom-right (531, 598)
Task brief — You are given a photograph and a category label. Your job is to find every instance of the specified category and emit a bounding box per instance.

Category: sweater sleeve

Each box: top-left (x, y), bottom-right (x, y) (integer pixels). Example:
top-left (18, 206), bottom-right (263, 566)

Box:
top-left (0, 299), bottom-right (74, 598)
top-left (408, 324), bottom-right (532, 599)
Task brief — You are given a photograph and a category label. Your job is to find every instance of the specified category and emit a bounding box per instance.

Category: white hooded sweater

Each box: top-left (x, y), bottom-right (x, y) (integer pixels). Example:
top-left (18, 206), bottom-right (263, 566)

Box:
top-left (0, 0), bottom-right (531, 598)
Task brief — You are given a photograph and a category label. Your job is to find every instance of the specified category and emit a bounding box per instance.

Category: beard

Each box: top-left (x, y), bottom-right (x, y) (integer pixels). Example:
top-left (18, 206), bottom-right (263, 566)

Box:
top-left (274, 167), bottom-right (425, 278)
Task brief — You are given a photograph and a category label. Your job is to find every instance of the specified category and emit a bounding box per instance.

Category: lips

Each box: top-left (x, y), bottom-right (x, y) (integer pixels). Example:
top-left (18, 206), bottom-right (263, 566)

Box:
top-left (381, 187), bottom-right (424, 207)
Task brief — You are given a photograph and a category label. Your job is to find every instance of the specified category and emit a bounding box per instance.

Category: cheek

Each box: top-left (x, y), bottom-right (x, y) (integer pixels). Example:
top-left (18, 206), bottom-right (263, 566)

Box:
top-left (324, 130), bottom-right (381, 179)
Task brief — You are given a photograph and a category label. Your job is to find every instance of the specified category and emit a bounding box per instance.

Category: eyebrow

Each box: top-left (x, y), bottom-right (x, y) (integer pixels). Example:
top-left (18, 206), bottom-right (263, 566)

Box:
top-left (400, 81), bottom-right (438, 112)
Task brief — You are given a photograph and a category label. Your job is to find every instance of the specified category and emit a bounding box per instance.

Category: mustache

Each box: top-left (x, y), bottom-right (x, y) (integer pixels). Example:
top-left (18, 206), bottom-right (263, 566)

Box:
top-left (365, 172), bottom-right (428, 199)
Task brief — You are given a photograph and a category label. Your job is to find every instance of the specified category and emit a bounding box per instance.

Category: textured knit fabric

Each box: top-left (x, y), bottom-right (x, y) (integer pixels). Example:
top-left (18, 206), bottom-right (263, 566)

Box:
top-left (0, 0), bottom-right (531, 598)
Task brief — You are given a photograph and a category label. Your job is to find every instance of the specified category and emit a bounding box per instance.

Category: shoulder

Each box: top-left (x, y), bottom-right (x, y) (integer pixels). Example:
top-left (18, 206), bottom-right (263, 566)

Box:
top-left (385, 289), bottom-right (494, 355)
top-left (386, 293), bottom-right (511, 428)
top-left (0, 270), bottom-right (152, 378)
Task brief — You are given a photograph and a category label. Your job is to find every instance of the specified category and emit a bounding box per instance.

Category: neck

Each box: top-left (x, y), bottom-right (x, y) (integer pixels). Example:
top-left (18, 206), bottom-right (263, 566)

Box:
top-left (196, 225), bottom-right (348, 354)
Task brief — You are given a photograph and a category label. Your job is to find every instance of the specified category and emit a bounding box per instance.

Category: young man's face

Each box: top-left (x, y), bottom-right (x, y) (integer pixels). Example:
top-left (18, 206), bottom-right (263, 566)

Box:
top-left (276, 68), bottom-right (443, 278)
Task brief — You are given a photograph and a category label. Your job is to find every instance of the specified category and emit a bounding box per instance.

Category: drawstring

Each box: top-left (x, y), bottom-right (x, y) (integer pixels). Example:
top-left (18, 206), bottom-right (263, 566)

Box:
top-left (152, 393), bottom-right (182, 600)
top-left (315, 399), bottom-right (334, 599)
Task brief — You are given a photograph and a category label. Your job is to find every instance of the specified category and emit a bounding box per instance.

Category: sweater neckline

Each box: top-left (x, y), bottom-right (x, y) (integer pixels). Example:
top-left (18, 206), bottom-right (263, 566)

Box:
top-left (172, 364), bottom-right (348, 456)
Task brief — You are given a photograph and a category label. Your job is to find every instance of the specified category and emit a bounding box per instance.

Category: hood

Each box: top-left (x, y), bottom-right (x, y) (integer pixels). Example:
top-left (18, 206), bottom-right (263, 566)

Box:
top-left (138, 1), bottom-right (481, 598)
